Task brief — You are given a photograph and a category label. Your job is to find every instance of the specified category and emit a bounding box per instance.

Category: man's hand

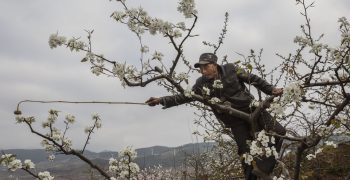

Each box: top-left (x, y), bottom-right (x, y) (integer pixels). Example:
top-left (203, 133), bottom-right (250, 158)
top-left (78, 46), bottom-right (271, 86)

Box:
top-left (272, 87), bottom-right (283, 96)
top-left (145, 97), bottom-right (161, 106)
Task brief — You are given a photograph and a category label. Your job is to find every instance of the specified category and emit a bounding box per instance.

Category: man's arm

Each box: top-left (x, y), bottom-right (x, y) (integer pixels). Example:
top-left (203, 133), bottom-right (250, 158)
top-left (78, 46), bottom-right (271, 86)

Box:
top-left (234, 66), bottom-right (281, 95)
top-left (145, 94), bottom-right (194, 108)
top-left (145, 79), bottom-right (202, 108)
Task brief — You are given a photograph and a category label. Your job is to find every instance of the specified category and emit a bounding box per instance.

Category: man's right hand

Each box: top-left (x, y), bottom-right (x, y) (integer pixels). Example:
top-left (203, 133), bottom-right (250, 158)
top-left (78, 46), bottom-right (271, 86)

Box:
top-left (145, 97), bottom-right (161, 106)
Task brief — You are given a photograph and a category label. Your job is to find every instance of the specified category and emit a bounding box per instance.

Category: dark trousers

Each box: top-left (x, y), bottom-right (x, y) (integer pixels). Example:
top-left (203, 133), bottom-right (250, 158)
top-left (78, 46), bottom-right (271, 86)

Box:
top-left (220, 110), bottom-right (286, 180)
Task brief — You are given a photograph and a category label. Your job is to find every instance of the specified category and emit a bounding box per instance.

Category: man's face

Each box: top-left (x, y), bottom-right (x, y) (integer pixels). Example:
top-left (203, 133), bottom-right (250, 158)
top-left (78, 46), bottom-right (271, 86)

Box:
top-left (199, 63), bottom-right (218, 79)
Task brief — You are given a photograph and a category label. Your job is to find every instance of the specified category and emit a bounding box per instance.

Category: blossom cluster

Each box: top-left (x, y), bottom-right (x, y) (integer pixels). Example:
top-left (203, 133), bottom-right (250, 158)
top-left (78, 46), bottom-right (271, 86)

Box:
top-left (273, 175), bottom-right (286, 180)
top-left (282, 81), bottom-right (303, 103)
top-left (213, 80), bottom-right (223, 89)
top-left (138, 165), bottom-right (176, 179)
top-left (202, 86), bottom-right (210, 96)
top-left (0, 154), bottom-right (22, 171)
top-left (48, 33), bottom-right (66, 49)
top-left (85, 113), bottom-right (102, 133)
top-left (152, 51), bottom-right (164, 61)
top-left (15, 116), bottom-right (35, 124)
top-left (111, 6), bottom-right (185, 38)
top-left (67, 38), bottom-right (86, 52)
top-left (339, 17), bottom-right (350, 44)
top-left (38, 171), bottom-right (54, 180)
top-left (49, 33), bottom-right (86, 52)
top-left (184, 86), bottom-right (195, 98)
top-left (242, 130), bottom-right (278, 165)
top-left (174, 72), bottom-right (189, 82)
top-left (111, 62), bottom-right (138, 87)
top-left (177, 0), bottom-right (197, 18)
top-left (209, 97), bottom-right (221, 104)
top-left (294, 35), bottom-right (311, 47)
top-left (1, 154), bottom-right (55, 179)
top-left (306, 148), bottom-right (323, 160)
top-left (317, 124), bottom-right (334, 136)
top-left (108, 146), bottom-right (140, 179)
top-left (269, 81), bottom-right (303, 116)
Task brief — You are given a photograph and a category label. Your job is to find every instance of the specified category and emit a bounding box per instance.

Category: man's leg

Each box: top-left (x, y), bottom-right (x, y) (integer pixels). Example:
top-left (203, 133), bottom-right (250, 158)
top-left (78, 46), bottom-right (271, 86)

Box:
top-left (256, 109), bottom-right (287, 174)
top-left (230, 123), bottom-right (257, 180)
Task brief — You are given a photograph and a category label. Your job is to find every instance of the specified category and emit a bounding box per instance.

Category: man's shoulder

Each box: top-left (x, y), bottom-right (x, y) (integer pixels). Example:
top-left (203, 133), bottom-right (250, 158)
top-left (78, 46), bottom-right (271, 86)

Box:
top-left (221, 63), bottom-right (236, 69)
top-left (220, 63), bottom-right (237, 76)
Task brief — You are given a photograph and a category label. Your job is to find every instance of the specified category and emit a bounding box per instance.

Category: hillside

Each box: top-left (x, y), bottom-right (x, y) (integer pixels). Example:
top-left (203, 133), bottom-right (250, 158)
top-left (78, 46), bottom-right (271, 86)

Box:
top-left (0, 142), bottom-right (214, 179)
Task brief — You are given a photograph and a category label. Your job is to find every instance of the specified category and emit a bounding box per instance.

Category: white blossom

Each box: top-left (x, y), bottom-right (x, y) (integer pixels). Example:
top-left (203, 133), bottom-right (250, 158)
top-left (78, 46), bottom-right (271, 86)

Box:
top-left (309, 43), bottom-right (323, 54)
top-left (112, 63), bottom-right (126, 78)
top-left (315, 148), bottom-right (323, 154)
top-left (62, 138), bottom-right (72, 151)
top-left (175, 72), bottom-right (189, 82)
top-left (338, 17), bottom-right (350, 26)
top-left (38, 171), bottom-right (54, 180)
top-left (273, 175), bottom-right (285, 180)
top-left (177, 0), bottom-right (197, 18)
top-left (306, 153), bottom-right (316, 160)
top-left (41, 139), bottom-right (57, 152)
top-left (282, 81), bottom-right (303, 103)
top-left (140, 45), bottom-right (149, 53)
top-left (67, 38), bottom-right (86, 52)
top-left (47, 109), bottom-right (59, 124)
top-left (213, 80), bottom-right (223, 89)
top-left (1, 154), bottom-right (23, 172)
top-left (257, 130), bottom-right (270, 147)
top-left (293, 35), bottom-right (311, 46)
top-left (152, 51), bottom-right (163, 61)
top-left (23, 159), bottom-right (35, 169)
top-left (51, 131), bottom-right (61, 141)
top-left (92, 66), bottom-right (103, 76)
top-left (269, 103), bottom-right (285, 115)
top-left (336, 114), bottom-right (348, 124)
top-left (270, 136), bottom-right (275, 144)
top-left (172, 29), bottom-right (182, 38)
top-left (317, 125), bottom-right (333, 136)
top-left (25, 116), bottom-right (35, 124)
top-left (242, 153), bottom-right (253, 165)
top-left (265, 147), bottom-right (272, 157)
top-left (92, 113), bottom-right (102, 128)
top-left (120, 146), bottom-right (137, 159)
top-left (109, 147), bottom-right (140, 179)
top-left (84, 126), bottom-right (92, 133)
top-left (250, 100), bottom-right (260, 108)
top-left (176, 22), bottom-right (186, 30)
top-left (95, 119), bottom-right (102, 129)
top-left (15, 116), bottom-right (26, 124)
top-left (48, 154), bottom-right (55, 161)
top-left (184, 87), bottom-right (195, 98)
top-left (48, 33), bottom-right (67, 49)
top-left (271, 146), bottom-right (279, 159)
top-left (65, 114), bottom-right (75, 124)
top-left (8, 159), bottom-right (22, 171)
top-left (111, 11), bottom-right (126, 21)
top-left (202, 86), bottom-right (210, 96)
top-left (209, 97), bottom-right (221, 104)
top-left (325, 141), bottom-right (337, 148)
top-left (250, 141), bottom-right (263, 156)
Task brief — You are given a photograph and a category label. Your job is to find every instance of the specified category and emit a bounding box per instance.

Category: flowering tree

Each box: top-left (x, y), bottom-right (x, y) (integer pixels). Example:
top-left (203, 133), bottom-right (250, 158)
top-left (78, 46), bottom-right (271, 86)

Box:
top-left (4, 0), bottom-right (350, 179)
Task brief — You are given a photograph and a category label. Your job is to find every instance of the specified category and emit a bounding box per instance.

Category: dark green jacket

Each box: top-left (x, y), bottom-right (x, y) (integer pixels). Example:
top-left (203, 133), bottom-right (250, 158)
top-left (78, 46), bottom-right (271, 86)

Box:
top-left (161, 63), bottom-right (274, 113)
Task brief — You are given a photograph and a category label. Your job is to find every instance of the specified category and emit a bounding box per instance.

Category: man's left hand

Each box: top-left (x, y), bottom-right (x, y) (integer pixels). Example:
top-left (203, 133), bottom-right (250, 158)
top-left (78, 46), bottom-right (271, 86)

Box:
top-left (272, 87), bottom-right (283, 96)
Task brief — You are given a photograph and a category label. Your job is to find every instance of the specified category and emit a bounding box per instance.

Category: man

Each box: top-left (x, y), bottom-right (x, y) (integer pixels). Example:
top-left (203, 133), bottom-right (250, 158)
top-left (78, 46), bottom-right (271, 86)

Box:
top-left (146, 53), bottom-right (286, 179)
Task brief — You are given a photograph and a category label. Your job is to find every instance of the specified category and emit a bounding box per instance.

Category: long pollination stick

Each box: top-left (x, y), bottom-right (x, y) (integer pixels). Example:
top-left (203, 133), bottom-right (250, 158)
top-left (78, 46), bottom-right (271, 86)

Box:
top-left (14, 100), bottom-right (147, 115)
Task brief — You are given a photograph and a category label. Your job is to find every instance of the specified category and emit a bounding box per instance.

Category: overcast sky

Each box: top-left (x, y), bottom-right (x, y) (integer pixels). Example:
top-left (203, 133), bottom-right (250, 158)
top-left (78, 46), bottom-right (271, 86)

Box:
top-left (1, 0), bottom-right (349, 152)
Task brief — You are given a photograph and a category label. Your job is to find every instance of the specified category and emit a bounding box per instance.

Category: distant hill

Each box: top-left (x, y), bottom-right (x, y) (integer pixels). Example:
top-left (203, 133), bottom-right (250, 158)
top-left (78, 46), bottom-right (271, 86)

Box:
top-left (0, 142), bottom-right (215, 179)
